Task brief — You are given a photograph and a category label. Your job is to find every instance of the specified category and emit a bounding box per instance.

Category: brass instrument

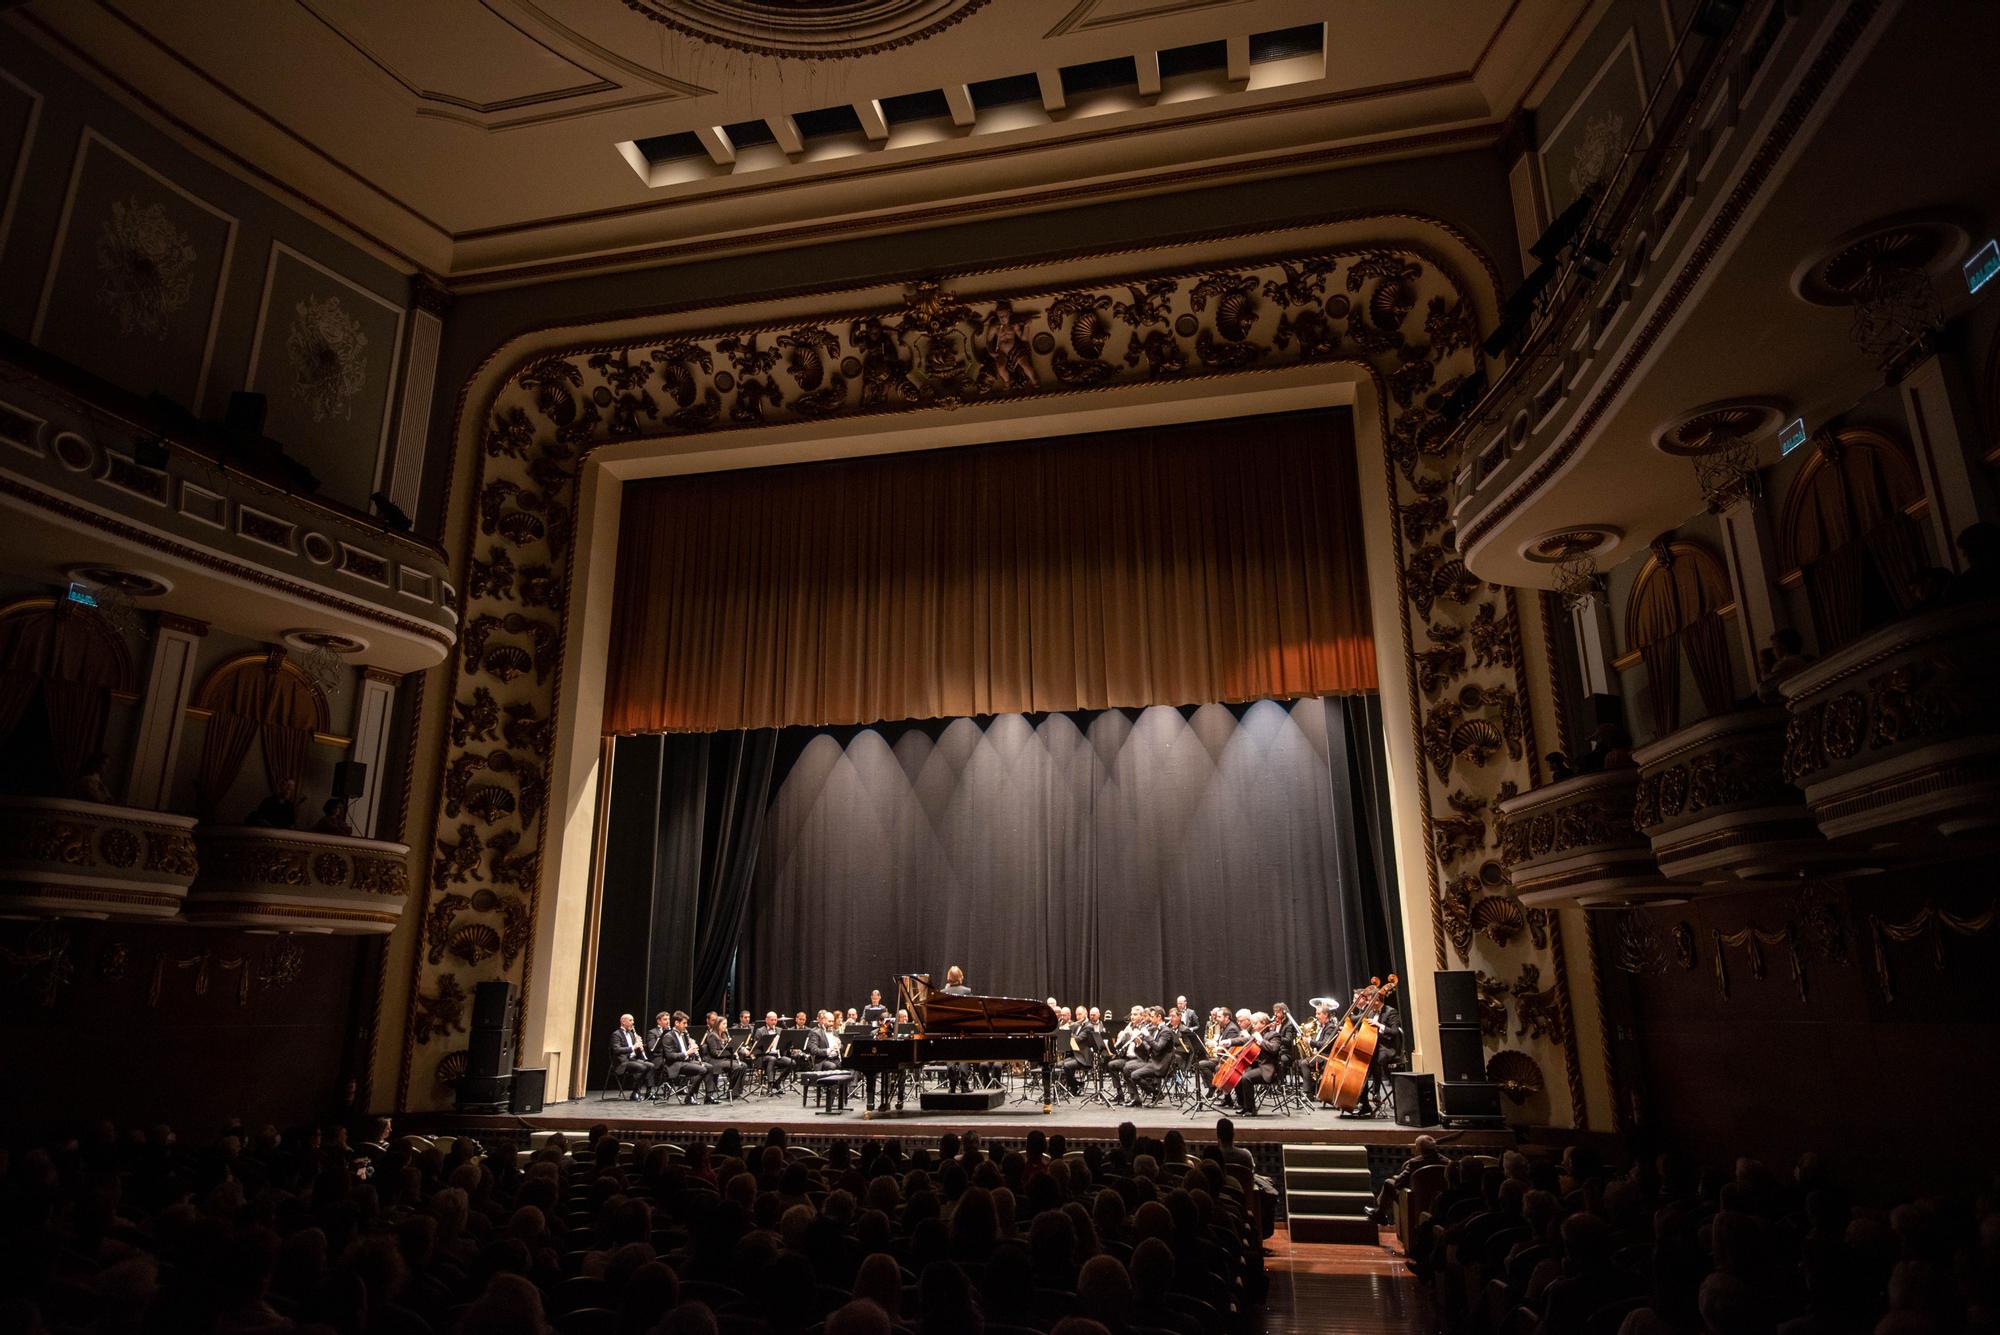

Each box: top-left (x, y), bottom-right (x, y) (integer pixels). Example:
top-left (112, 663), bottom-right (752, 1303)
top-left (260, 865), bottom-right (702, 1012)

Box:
top-left (1296, 1017), bottom-right (1319, 1061)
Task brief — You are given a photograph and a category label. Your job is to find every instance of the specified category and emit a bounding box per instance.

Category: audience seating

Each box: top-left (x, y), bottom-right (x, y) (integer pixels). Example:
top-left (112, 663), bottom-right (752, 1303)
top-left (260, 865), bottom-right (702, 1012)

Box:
top-left (0, 1114), bottom-right (1270, 1335)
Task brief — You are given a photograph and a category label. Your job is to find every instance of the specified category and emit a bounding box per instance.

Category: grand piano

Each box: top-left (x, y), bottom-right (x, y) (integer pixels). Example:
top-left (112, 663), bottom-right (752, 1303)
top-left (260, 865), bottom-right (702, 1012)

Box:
top-left (843, 974), bottom-right (1059, 1115)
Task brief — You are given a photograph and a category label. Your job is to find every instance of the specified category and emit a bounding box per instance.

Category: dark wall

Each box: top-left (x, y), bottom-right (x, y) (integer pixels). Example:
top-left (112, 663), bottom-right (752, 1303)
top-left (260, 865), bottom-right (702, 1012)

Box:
top-left (1597, 864), bottom-right (2000, 1194)
top-left (423, 147), bottom-right (1523, 532)
top-left (0, 918), bottom-right (371, 1137)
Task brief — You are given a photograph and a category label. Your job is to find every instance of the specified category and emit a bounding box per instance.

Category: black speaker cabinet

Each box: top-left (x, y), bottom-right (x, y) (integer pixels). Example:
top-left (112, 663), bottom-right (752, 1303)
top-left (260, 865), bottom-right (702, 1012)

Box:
top-left (471, 979), bottom-right (513, 1032)
top-left (1435, 970), bottom-right (1479, 1028)
top-left (467, 1025), bottom-right (514, 1079)
top-left (332, 760), bottom-right (368, 799)
top-left (1440, 1080), bottom-right (1504, 1125)
top-left (1439, 1025), bottom-right (1486, 1084)
top-left (453, 1074), bottom-right (511, 1112)
top-left (509, 1067), bottom-right (547, 1115)
top-left (1392, 1071), bottom-right (1438, 1127)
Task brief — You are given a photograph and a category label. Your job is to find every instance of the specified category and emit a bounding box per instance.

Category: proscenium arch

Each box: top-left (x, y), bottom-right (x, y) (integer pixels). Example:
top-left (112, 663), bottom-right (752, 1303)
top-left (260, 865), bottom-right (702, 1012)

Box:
top-left (392, 213), bottom-right (1606, 1129)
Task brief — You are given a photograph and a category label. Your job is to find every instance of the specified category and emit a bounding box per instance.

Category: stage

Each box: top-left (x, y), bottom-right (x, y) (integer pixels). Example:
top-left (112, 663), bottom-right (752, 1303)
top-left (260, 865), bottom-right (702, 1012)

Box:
top-left (417, 1086), bottom-right (1519, 1157)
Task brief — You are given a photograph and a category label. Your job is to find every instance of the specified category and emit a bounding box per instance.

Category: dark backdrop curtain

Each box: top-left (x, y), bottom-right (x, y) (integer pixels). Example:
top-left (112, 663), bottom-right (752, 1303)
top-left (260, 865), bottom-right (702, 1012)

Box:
top-left (730, 696), bottom-right (1400, 1018)
top-left (1327, 695), bottom-right (1403, 990)
top-left (588, 730), bottom-right (776, 1085)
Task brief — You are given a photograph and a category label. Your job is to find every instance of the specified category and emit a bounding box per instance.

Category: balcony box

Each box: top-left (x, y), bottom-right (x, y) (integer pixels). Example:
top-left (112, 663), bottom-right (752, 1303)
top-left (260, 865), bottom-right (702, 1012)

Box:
top-left (185, 827), bottom-right (411, 933)
top-left (1632, 707), bottom-right (1842, 883)
top-left (1780, 602), bottom-right (2000, 847)
top-left (0, 797), bottom-right (199, 919)
top-left (1495, 768), bottom-right (1686, 908)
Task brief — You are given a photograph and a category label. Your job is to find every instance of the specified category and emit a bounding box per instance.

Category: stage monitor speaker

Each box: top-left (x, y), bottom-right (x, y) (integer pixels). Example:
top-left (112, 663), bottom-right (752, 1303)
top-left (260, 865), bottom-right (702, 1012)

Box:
top-left (1439, 1026), bottom-right (1486, 1084)
top-left (1440, 1080), bottom-right (1504, 1125)
top-left (920, 1089), bottom-right (1006, 1112)
top-left (471, 980), bottom-right (513, 1032)
top-left (1435, 970), bottom-right (1480, 1029)
top-left (467, 1026), bottom-right (514, 1079)
top-left (332, 760), bottom-right (368, 799)
top-left (454, 1074), bottom-right (511, 1112)
top-left (509, 1067), bottom-right (546, 1115)
top-left (1393, 1071), bottom-right (1438, 1127)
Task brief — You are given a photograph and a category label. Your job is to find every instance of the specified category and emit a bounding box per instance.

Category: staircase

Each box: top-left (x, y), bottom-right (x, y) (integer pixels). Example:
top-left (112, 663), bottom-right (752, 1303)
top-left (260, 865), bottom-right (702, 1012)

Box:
top-left (1281, 1143), bottom-right (1377, 1244)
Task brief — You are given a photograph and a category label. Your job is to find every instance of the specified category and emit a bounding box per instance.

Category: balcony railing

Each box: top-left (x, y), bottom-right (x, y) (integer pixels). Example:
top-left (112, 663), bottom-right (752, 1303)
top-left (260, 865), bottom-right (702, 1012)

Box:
top-left (0, 797), bottom-right (199, 919)
top-left (184, 826), bottom-right (412, 933)
top-left (1495, 768), bottom-right (1687, 909)
top-left (1632, 706), bottom-right (1841, 883)
top-left (0, 336), bottom-right (455, 672)
top-left (1446, 0), bottom-right (1815, 546)
top-left (1780, 601), bottom-right (2000, 846)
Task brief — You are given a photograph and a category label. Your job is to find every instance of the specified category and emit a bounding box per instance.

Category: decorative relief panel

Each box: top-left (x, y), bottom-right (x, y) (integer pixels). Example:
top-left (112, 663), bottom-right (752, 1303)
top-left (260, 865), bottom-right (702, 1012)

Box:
top-left (188, 827), bottom-right (410, 933)
top-left (0, 797), bottom-right (199, 920)
top-left (408, 232), bottom-right (1587, 1126)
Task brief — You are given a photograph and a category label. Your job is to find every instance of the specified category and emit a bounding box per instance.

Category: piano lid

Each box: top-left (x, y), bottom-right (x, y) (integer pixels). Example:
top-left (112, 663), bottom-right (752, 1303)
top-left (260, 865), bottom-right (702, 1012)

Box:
top-left (899, 973), bottom-right (1056, 1035)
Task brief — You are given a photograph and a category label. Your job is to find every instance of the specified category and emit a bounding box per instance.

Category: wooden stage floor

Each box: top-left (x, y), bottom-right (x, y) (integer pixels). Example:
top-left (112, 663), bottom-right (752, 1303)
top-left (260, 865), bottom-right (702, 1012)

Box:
top-left (424, 1085), bottom-right (1511, 1152)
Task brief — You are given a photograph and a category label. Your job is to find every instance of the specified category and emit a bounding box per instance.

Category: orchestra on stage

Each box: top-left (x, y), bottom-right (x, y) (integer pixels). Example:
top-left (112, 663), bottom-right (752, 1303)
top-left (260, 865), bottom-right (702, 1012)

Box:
top-left (608, 968), bottom-right (1405, 1119)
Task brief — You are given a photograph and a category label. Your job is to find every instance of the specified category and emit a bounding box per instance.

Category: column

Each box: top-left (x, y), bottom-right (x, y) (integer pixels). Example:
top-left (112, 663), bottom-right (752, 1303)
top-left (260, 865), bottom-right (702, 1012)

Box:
top-left (1571, 596), bottom-right (1617, 699)
top-left (125, 612), bottom-right (207, 809)
top-left (1717, 492), bottom-right (1785, 672)
top-left (348, 668), bottom-right (401, 838)
top-left (1899, 351), bottom-right (1997, 570)
top-left (382, 278), bottom-right (450, 519)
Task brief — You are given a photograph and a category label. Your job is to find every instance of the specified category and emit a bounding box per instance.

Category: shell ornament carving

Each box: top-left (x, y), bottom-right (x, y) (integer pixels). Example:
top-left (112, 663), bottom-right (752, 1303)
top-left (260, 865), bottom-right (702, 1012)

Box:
top-left (1487, 1049), bottom-right (1545, 1104)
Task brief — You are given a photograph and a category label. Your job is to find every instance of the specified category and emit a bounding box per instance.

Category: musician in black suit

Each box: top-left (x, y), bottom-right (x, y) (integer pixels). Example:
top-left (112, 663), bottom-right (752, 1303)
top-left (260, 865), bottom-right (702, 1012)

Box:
top-left (698, 1014), bottom-right (747, 1101)
top-left (752, 1011), bottom-right (793, 1088)
top-left (1107, 1006), bottom-right (1149, 1101)
top-left (1126, 1007), bottom-right (1181, 1105)
top-left (1174, 995), bottom-right (1198, 1030)
top-left (861, 989), bottom-right (888, 1027)
top-left (940, 967), bottom-right (975, 1091)
top-left (1232, 1013), bottom-right (1286, 1115)
top-left (657, 1011), bottom-right (706, 1103)
top-left (1058, 1007), bottom-right (1096, 1095)
top-left (1194, 1008), bottom-right (1235, 1085)
top-left (610, 1013), bottom-right (658, 1098)
top-left (805, 1012), bottom-right (844, 1071)
top-left (1302, 1001), bottom-right (1341, 1086)
top-left (644, 1011), bottom-right (673, 1060)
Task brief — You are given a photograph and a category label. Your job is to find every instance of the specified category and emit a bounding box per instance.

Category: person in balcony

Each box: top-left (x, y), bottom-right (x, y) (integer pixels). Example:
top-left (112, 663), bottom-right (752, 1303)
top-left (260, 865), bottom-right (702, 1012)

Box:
top-left (245, 778), bottom-right (300, 828)
top-left (74, 753), bottom-right (115, 804)
top-left (1755, 628), bottom-right (1813, 704)
top-left (313, 797), bottom-right (353, 835)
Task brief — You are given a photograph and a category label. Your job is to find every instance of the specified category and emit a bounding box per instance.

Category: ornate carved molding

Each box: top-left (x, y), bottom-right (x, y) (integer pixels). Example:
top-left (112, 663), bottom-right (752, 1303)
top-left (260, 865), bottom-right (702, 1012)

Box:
top-left (1780, 603), bottom-right (2000, 844)
top-left (0, 798), bottom-right (199, 920)
top-left (187, 827), bottom-right (411, 933)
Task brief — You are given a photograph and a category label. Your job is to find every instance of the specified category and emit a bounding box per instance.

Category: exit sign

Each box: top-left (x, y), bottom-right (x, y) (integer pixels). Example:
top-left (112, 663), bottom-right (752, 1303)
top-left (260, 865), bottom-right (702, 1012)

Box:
top-left (1968, 239), bottom-right (2000, 295)
top-left (1778, 418), bottom-right (1808, 456)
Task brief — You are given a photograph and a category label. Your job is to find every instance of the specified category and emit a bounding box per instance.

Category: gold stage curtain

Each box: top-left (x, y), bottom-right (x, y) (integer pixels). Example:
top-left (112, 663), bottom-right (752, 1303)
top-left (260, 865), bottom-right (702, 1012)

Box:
top-left (603, 412), bottom-right (1377, 734)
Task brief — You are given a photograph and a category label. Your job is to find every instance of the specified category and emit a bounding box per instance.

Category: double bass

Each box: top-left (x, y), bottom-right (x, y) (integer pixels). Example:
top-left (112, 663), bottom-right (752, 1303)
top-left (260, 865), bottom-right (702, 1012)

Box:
top-left (1316, 974), bottom-right (1398, 1110)
top-left (1211, 1030), bottom-right (1262, 1092)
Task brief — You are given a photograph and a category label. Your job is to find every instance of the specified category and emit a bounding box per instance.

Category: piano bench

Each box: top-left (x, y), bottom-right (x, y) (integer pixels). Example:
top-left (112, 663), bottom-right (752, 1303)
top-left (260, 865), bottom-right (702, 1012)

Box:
top-left (805, 1072), bottom-right (858, 1115)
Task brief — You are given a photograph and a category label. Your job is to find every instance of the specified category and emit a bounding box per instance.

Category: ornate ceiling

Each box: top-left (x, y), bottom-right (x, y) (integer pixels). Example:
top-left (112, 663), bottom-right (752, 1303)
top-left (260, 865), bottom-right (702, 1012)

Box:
top-left (11, 0), bottom-right (1588, 283)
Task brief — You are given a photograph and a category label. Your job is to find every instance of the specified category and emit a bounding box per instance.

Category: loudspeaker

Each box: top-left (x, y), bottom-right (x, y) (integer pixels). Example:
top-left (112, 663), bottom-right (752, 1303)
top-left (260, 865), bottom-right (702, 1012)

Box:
top-left (1393, 1071), bottom-right (1438, 1127)
top-left (509, 1067), bottom-right (546, 1115)
top-left (1439, 1026), bottom-right (1486, 1084)
top-left (332, 760), bottom-right (368, 799)
top-left (919, 1089), bottom-right (1007, 1112)
top-left (454, 1074), bottom-right (511, 1112)
top-left (467, 1026), bottom-right (514, 1079)
top-left (1440, 1080), bottom-right (1504, 1125)
top-left (225, 390), bottom-right (267, 440)
top-left (471, 980), bottom-right (513, 1032)
top-left (1435, 970), bottom-right (1480, 1029)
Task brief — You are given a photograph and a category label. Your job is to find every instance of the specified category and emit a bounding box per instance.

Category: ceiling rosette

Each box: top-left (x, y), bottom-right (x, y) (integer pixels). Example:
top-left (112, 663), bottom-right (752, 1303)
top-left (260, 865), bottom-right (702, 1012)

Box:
top-left (617, 0), bottom-right (995, 58)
